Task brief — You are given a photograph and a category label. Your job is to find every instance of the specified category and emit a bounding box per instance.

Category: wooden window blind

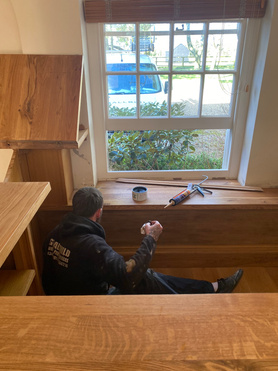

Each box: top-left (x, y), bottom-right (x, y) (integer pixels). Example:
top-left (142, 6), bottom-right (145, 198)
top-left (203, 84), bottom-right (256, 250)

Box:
top-left (83, 0), bottom-right (267, 23)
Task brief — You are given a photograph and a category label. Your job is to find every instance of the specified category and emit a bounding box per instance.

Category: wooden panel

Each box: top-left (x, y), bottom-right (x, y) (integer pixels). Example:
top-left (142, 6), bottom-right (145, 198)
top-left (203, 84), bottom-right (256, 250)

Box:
top-left (0, 270), bottom-right (35, 296)
top-left (4, 150), bottom-right (24, 182)
top-left (0, 182), bottom-right (51, 267)
top-left (101, 209), bottom-right (278, 247)
top-left (114, 244), bottom-right (278, 268)
top-left (34, 207), bottom-right (278, 270)
top-left (13, 226), bottom-right (44, 295)
top-left (21, 150), bottom-right (73, 206)
top-left (0, 149), bottom-right (13, 181)
top-left (61, 149), bottom-right (75, 205)
top-left (0, 55), bottom-right (82, 149)
top-left (0, 294), bottom-right (278, 369)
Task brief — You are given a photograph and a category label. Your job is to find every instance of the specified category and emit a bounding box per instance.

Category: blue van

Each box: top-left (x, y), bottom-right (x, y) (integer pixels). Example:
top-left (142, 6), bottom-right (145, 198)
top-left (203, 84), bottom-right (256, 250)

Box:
top-left (106, 53), bottom-right (167, 110)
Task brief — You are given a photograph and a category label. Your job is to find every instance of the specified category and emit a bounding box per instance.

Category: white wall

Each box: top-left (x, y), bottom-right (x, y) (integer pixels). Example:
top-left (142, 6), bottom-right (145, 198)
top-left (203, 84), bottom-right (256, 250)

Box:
top-left (0, 0), bottom-right (22, 53)
top-left (1, 0), bottom-right (278, 187)
top-left (9, 0), bottom-right (82, 54)
top-left (239, 0), bottom-right (278, 187)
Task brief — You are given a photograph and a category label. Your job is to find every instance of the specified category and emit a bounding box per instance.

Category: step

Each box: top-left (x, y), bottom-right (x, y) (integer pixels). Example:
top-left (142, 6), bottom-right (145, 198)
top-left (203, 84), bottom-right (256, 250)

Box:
top-left (114, 245), bottom-right (278, 268)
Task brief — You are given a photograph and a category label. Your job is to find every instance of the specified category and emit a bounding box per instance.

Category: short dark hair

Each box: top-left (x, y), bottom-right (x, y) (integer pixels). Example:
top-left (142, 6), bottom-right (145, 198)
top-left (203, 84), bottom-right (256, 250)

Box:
top-left (72, 187), bottom-right (103, 217)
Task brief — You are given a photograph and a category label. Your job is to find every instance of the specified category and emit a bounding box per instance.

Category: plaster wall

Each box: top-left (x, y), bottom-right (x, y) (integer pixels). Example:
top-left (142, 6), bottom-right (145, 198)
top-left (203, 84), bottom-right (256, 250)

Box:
top-left (242, 0), bottom-right (278, 187)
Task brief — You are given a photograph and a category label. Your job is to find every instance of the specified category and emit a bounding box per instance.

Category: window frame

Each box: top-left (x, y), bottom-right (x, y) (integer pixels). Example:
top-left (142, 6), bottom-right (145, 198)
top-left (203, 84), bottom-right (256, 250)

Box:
top-left (86, 18), bottom-right (261, 181)
top-left (103, 21), bottom-right (241, 130)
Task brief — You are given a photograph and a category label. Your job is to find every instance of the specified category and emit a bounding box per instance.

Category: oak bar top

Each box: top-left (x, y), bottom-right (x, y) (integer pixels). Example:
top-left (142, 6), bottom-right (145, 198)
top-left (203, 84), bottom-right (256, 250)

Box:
top-left (0, 294), bottom-right (278, 370)
top-left (0, 182), bottom-right (51, 267)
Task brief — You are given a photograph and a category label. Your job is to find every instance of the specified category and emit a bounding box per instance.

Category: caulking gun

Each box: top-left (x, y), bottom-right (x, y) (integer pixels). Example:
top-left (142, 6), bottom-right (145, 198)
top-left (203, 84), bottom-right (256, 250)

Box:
top-left (164, 175), bottom-right (212, 208)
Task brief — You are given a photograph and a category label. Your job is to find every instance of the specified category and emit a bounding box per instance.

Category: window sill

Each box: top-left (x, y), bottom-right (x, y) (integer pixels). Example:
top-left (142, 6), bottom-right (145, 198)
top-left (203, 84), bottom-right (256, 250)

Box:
top-left (97, 180), bottom-right (278, 210)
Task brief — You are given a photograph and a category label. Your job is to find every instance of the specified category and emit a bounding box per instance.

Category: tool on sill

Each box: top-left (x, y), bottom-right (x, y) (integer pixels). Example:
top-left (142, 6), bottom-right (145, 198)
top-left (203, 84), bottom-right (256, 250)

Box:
top-left (164, 175), bottom-right (212, 208)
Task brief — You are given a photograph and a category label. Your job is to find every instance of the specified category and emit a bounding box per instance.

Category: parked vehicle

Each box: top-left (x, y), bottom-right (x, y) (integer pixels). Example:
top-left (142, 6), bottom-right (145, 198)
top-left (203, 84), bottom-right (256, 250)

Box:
top-left (106, 53), bottom-right (167, 110)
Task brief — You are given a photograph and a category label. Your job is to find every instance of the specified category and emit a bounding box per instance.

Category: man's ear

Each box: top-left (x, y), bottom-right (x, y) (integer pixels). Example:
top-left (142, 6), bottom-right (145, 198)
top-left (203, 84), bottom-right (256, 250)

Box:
top-left (95, 208), bottom-right (103, 220)
top-left (89, 208), bottom-right (102, 222)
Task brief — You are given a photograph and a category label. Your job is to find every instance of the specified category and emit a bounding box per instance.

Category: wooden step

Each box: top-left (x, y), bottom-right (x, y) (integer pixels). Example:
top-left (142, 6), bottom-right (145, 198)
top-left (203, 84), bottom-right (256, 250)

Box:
top-left (113, 244), bottom-right (278, 268)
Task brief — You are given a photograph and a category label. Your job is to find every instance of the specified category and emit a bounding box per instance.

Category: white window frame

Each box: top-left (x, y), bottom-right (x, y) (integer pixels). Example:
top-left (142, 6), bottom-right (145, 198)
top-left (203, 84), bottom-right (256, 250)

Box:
top-left (86, 19), bottom-right (261, 181)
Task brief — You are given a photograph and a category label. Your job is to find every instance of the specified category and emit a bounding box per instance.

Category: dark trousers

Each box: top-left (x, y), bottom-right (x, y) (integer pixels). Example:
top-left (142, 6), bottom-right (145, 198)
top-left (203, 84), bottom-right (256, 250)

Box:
top-left (118, 269), bottom-right (215, 295)
top-left (153, 271), bottom-right (215, 294)
top-left (108, 269), bottom-right (215, 295)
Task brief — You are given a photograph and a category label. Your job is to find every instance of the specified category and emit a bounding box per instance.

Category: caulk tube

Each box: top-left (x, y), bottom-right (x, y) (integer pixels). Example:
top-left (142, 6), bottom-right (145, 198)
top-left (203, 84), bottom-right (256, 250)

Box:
top-left (164, 183), bottom-right (193, 208)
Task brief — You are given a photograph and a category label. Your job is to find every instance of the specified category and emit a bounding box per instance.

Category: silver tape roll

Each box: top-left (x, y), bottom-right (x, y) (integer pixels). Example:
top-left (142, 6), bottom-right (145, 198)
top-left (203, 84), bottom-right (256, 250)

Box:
top-left (132, 186), bottom-right (148, 202)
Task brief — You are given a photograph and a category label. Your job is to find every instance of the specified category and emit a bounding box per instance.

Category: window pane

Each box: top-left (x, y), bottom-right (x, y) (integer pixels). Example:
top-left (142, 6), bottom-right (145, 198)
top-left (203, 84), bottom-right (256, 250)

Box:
top-left (206, 34), bottom-right (239, 71)
top-left (138, 24), bottom-right (155, 52)
top-left (104, 24), bottom-right (135, 56)
top-left (171, 75), bottom-right (200, 117)
top-left (105, 24), bottom-right (135, 32)
top-left (175, 22), bottom-right (204, 31)
top-left (140, 74), bottom-right (168, 117)
top-left (107, 75), bottom-right (137, 117)
top-left (202, 74), bottom-right (233, 117)
top-left (139, 23), bottom-right (170, 71)
top-left (107, 129), bottom-right (226, 171)
top-left (209, 22), bottom-right (239, 31)
top-left (173, 23), bottom-right (204, 71)
top-left (190, 129), bottom-right (227, 168)
top-left (106, 52), bottom-right (137, 72)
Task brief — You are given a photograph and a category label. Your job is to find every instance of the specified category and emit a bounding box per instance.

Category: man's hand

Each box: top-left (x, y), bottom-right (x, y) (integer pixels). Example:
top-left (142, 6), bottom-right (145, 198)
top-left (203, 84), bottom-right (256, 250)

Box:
top-left (143, 220), bottom-right (163, 242)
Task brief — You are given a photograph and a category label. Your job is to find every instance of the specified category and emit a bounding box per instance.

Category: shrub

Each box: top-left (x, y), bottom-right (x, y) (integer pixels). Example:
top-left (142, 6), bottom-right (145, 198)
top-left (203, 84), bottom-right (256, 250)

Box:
top-left (108, 129), bottom-right (200, 170)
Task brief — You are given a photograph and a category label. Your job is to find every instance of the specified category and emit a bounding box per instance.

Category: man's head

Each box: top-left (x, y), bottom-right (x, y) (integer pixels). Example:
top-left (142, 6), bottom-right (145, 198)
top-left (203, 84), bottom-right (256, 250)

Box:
top-left (72, 187), bottom-right (103, 219)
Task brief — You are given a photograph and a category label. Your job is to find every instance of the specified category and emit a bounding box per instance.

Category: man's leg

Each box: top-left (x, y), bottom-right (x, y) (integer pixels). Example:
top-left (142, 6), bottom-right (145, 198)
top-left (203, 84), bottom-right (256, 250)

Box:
top-left (154, 269), bottom-right (243, 294)
top-left (154, 271), bottom-right (214, 294)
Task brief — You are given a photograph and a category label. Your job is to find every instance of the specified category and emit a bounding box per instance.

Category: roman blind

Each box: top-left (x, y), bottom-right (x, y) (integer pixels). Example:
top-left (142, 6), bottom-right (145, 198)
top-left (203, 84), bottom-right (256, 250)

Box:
top-left (83, 0), bottom-right (267, 23)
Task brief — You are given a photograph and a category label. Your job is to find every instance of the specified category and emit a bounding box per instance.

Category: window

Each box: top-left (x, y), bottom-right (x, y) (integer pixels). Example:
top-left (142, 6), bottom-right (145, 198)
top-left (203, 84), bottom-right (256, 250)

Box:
top-left (87, 18), bottom-right (258, 179)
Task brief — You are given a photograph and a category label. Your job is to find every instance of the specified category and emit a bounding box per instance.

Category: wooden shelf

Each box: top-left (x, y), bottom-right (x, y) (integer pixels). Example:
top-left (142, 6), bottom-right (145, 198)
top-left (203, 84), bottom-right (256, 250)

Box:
top-left (0, 182), bottom-right (51, 296)
top-left (0, 182), bottom-right (51, 266)
top-left (0, 270), bottom-right (35, 296)
top-left (0, 54), bottom-right (85, 149)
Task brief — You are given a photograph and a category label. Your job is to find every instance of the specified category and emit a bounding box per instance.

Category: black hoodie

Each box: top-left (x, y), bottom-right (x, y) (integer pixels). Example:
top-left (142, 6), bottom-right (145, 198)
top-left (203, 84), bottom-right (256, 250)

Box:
top-left (42, 213), bottom-right (158, 295)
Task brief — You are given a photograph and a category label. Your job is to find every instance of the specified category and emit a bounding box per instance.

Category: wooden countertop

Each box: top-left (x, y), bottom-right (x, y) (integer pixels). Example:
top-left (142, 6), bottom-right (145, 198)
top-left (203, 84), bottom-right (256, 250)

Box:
top-left (0, 182), bottom-right (51, 267)
top-left (97, 180), bottom-right (278, 210)
top-left (0, 294), bottom-right (278, 370)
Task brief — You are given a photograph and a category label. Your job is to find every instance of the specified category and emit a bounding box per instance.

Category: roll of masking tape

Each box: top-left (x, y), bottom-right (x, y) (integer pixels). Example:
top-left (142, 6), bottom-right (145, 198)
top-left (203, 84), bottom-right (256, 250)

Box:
top-left (132, 186), bottom-right (148, 202)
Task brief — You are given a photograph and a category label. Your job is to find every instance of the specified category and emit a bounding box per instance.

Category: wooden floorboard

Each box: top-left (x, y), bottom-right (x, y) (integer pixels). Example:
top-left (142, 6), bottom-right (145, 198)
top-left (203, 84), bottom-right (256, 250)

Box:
top-left (155, 267), bottom-right (278, 293)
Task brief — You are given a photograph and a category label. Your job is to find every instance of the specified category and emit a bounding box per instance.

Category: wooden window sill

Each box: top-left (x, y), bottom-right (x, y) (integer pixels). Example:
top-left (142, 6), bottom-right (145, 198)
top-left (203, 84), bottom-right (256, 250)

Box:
top-left (97, 180), bottom-right (278, 210)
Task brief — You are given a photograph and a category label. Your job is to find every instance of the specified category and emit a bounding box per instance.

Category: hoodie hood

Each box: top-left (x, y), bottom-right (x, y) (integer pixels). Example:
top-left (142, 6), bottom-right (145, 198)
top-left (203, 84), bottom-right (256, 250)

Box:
top-left (58, 212), bottom-right (106, 240)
